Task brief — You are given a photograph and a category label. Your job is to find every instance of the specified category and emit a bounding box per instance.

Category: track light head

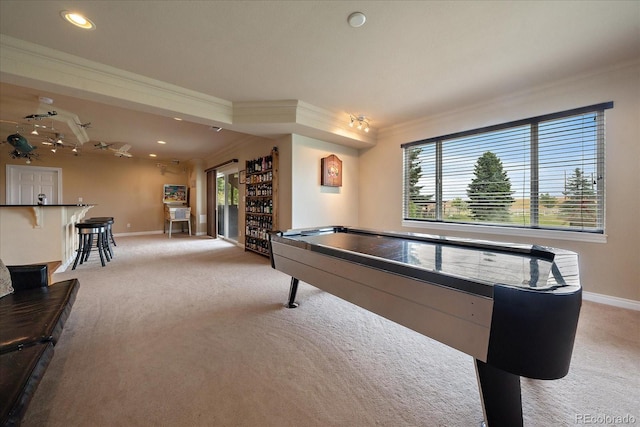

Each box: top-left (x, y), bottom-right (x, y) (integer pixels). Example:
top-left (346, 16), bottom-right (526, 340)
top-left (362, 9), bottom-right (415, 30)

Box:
top-left (349, 114), bottom-right (371, 133)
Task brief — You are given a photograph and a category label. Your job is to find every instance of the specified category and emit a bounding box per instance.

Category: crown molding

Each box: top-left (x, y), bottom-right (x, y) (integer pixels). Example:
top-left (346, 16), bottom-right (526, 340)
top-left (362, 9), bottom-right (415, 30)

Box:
top-left (0, 35), bottom-right (376, 149)
top-left (0, 34), bottom-right (233, 124)
top-left (233, 100), bottom-right (377, 148)
top-left (232, 100), bottom-right (299, 124)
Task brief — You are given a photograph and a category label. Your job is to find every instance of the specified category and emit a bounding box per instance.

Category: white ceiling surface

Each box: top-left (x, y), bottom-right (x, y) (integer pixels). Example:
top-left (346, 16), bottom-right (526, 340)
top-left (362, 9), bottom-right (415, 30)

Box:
top-left (1, 1), bottom-right (638, 161)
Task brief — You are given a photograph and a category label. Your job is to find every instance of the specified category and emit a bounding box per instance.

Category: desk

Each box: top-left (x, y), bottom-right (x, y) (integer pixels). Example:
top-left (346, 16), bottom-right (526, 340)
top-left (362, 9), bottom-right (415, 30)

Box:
top-left (269, 226), bottom-right (582, 427)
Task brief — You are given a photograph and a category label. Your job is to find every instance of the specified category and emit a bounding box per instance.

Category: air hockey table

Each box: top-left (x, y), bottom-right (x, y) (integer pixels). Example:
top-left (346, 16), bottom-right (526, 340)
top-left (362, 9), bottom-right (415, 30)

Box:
top-left (268, 226), bottom-right (582, 427)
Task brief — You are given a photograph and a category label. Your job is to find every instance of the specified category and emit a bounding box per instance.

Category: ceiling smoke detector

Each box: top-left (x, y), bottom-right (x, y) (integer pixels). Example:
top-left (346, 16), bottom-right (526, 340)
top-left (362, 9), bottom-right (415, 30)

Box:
top-left (347, 12), bottom-right (366, 28)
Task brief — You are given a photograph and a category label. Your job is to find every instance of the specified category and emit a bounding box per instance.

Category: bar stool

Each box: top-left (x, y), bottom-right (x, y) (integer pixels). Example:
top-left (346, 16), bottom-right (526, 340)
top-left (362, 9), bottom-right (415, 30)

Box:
top-left (84, 218), bottom-right (114, 258)
top-left (86, 217), bottom-right (116, 246)
top-left (72, 222), bottom-right (109, 269)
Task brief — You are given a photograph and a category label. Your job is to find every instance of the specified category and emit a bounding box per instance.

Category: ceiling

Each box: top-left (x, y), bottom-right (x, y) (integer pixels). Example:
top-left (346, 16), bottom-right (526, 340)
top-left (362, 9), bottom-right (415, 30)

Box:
top-left (1, 1), bottom-right (638, 162)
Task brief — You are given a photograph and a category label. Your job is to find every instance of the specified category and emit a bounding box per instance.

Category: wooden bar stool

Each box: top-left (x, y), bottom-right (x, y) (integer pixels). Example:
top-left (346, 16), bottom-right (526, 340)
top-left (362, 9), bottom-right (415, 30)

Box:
top-left (72, 222), bottom-right (109, 270)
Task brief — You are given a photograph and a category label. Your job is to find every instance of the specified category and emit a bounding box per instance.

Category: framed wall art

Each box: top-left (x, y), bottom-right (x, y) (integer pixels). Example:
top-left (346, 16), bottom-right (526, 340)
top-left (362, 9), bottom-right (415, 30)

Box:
top-left (321, 154), bottom-right (342, 187)
top-left (163, 184), bottom-right (187, 204)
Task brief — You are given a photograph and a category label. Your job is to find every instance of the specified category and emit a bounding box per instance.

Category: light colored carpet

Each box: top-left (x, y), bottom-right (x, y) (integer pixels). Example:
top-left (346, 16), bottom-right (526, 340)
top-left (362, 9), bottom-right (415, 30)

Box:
top-left (21, 234), bottom-right (639, 426)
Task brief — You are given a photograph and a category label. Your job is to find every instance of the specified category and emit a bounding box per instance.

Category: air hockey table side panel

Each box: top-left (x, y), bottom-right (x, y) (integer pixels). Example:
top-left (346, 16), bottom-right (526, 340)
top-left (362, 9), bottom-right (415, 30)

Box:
top-left (271, 240), bottom-right (494, 361)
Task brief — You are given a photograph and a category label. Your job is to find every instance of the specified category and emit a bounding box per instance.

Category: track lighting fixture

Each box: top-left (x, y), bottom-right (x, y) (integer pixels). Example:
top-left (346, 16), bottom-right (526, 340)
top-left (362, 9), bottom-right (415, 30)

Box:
top-left (349, 114), bottom-right (370, 133)
top-left (31, 126), bottom-right (39, 135)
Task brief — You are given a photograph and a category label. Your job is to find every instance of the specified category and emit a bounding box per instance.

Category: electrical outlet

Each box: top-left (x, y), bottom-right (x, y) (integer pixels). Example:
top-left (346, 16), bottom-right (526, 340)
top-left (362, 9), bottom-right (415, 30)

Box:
top-left (127, 223), bottom-right (131, 228)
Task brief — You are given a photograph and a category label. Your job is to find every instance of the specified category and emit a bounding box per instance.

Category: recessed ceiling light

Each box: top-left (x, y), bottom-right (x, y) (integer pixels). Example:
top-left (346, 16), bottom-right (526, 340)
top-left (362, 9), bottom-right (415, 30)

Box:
top-left (61, 11), bottom-right (95, 30)
top-left (149, 154), bottom-right (157, 158)
top-left (157, 140), bottom-right (167, 144)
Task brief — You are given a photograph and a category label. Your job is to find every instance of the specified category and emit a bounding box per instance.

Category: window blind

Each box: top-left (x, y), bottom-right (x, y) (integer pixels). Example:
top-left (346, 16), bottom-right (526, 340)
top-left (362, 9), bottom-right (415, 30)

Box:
top-left (402, 102), bottom-right (612, 233)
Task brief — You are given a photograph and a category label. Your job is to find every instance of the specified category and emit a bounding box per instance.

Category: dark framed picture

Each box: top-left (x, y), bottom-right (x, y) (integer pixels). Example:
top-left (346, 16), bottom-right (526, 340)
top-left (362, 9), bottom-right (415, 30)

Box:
top-left (239, 170), bottom-right (246, 184)
top-left (321, 154), bottom-right (342, 187)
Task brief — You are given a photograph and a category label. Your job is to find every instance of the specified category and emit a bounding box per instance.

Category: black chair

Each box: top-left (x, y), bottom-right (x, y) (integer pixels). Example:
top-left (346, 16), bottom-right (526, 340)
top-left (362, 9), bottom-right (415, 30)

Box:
top-left (83, 218), bottom-right (114, 259)
top-left (85, 216), bottom-right (116, 247)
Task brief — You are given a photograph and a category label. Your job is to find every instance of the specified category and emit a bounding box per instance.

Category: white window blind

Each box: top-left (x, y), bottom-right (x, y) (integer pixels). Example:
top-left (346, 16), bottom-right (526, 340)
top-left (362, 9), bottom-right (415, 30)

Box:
top-left (402, 102), bottom-right (612, 233)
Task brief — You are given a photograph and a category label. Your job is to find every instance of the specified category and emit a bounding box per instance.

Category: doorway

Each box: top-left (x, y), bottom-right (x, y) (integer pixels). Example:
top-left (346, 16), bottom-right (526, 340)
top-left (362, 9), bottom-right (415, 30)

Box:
top-left (216, 169), bottom-right (239, 242)
top-left (6, 165), bottom-right (62, 204)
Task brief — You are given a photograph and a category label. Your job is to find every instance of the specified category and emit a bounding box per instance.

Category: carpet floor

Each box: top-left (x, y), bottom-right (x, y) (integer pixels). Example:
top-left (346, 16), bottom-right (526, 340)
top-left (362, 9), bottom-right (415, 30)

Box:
top-left (21, 234), bottom-right (639, 426)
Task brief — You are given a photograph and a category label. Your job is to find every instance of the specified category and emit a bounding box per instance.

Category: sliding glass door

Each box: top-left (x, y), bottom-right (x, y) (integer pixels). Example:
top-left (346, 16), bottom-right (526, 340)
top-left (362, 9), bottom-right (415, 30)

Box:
top-left (216, 170), bottom-right (239, 242)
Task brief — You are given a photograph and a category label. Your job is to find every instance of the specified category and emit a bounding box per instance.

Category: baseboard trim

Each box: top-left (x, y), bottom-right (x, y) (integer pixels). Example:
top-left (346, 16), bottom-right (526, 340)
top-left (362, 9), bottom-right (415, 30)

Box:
top-left (583, 291), bottom-right (640, 311)
top-left (114, 231), bottom-right (164, 237)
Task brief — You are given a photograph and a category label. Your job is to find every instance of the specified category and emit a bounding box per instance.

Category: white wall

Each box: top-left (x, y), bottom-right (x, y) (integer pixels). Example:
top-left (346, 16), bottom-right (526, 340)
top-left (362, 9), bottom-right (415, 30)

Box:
top-left (359, 61), bottom-right (640, 303)
top-left (291, 135), bottom-right (359, 229)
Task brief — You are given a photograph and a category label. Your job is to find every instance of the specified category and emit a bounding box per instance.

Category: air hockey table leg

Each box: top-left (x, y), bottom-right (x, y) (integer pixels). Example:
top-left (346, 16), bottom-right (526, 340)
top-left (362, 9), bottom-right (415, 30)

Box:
top-left (286, 277), bottom-right (299, 308)
top-left (475, 359), bottom-right (523, 427)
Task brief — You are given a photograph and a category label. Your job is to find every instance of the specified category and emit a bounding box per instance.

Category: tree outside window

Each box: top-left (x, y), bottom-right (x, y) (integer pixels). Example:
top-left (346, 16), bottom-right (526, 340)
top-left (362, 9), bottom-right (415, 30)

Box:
top-left (467, 151), bottom-right (514, 222)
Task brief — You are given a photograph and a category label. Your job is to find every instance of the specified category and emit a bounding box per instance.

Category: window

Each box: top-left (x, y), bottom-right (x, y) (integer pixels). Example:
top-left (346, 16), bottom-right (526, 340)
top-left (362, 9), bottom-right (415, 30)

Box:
top-left (402, 102), bottom-right (612, 234)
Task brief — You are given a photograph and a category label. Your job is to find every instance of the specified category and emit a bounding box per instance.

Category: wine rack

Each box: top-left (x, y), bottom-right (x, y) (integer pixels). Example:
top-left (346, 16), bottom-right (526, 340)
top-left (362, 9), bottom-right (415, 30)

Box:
top-left (245, 147), bottom-right (278, 256)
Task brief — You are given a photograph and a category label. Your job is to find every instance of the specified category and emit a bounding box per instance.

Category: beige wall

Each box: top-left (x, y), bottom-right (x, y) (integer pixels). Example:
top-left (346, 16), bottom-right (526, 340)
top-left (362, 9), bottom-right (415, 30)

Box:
top-left (204, 133), bottom-right (360, 239)
top-left (291, 135), bottom-right (359, 229)
top-left (1, 150), bottom-right (189, 234)
top-left (359, 61), bottom-right (640, 302)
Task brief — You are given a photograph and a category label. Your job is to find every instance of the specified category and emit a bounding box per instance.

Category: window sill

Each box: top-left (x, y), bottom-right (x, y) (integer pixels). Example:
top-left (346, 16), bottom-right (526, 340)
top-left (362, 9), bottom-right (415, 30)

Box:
top-left (401, 220), bottom-right (607, 244)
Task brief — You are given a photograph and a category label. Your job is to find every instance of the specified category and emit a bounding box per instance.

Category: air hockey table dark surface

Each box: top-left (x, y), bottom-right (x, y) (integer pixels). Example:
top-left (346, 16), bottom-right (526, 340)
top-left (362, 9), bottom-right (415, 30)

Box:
top-left (269, 226), bottom-right (582, 427)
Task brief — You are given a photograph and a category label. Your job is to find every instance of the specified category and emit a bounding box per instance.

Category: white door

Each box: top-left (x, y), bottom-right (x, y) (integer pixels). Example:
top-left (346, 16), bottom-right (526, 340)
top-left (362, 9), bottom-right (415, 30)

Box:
top-left (6, 165), bottom-right (62, 205)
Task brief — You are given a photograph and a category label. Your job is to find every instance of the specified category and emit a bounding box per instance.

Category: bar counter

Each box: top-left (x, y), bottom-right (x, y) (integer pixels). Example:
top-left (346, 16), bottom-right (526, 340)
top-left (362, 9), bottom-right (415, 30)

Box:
top-left (0, 204), bottom-right (95, 268)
